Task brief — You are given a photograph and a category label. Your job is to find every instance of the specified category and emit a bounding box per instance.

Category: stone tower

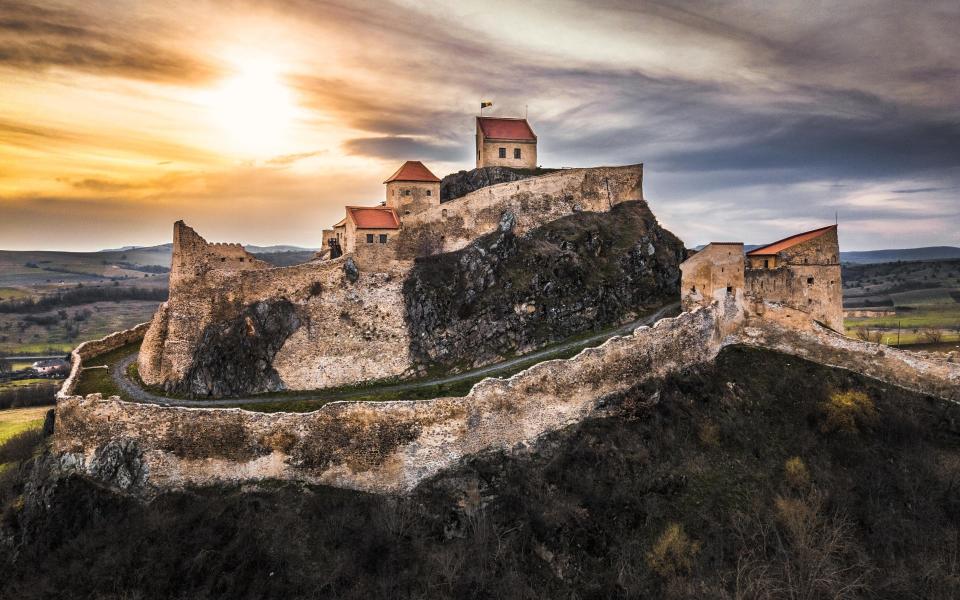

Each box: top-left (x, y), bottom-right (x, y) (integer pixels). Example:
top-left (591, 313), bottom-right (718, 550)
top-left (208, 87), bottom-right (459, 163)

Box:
top-left (383, 160), bottom-right (441, 217)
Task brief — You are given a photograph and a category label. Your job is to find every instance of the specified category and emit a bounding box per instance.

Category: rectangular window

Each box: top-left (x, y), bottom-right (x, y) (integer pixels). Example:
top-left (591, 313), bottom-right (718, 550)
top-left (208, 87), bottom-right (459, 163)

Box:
top-left (404, 189), bottom-right (411, 196)
top-left (514, 148), bottom-right (521, 159)
top-left (379, 234), bottom-right (388, 244)
top-left (499, 147), bottom-right (506, 158)
top-left (807, 277), bottom-right (814, 285)
top-left (366, 234), bottom-right (374, 243)
top-left (426, 190), bottom-right (431, 196)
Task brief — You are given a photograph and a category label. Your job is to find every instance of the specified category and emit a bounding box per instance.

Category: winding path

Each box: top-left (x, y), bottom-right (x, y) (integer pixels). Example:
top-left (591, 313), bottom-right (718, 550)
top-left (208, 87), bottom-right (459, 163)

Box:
top-left (107, 303), bottom-right (680, 408)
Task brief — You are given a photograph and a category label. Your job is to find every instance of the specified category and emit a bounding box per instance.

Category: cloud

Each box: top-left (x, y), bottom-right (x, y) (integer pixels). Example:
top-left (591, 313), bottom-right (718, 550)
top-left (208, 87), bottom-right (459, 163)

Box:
top-left (342, 136), bottom-right (467, 162)
top-left (0, 2), bottom-right (218, 83)
top-left (265, 150), bottom-right (327, 166)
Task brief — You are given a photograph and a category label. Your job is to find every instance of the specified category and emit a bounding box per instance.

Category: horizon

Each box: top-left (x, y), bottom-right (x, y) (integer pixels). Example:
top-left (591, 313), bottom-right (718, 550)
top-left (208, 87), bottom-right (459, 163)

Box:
top-left (1, 1), bottom-right (958, 252)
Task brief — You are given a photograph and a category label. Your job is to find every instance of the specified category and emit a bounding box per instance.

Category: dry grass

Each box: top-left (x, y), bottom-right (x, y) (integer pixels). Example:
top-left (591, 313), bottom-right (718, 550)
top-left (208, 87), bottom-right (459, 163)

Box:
top-left (646, 522), bottom-right (701, 578)
top-left (819, 390), bottom-right (877, 434)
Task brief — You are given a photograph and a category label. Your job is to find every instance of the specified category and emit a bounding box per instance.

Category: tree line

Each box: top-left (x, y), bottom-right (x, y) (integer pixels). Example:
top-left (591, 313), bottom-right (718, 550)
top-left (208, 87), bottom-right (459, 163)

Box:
top-left (0, 286), bottom-right (167, 314)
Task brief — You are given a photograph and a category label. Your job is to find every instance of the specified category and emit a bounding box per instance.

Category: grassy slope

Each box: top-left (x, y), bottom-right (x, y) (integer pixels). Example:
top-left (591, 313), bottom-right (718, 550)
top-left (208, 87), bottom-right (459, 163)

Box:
top-left (2, 346), bottom-right (958, 599)
top-left (0, 406), bottom-right (49, 444)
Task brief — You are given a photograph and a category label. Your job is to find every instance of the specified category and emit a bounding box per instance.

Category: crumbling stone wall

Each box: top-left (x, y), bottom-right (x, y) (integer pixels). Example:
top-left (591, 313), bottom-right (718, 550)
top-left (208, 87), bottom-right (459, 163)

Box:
top-left (139, 226), bottom-right (412, 396)
top-left (745, 265), bottom-right (843, 331)
top-left (140, 165), bottom-right (656, 396)
top-left (399, 164), bottom-right (644, 255)
top-left (680, 243), bottom-right (745, 312)
top-left (58, 322), bottom-right (150, 399)
top-left (56, 307), bottom-right (727, 495)
top-left (54, 299), bottom-right (959, 496)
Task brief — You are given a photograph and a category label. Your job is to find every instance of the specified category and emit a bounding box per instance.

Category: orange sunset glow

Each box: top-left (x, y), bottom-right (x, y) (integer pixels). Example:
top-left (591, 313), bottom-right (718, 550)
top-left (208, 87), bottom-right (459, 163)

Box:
top-left (1, 1), bottom-right (957, 251)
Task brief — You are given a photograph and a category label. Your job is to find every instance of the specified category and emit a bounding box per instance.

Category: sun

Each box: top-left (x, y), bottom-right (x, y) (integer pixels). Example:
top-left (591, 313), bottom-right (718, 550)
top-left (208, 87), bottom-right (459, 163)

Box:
top-left (206, 58), bottom-right (296, 158)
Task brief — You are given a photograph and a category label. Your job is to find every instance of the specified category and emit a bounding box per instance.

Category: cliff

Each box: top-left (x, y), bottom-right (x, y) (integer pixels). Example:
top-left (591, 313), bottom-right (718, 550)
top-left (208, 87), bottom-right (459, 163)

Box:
top-left (404, 200), bottom-right (684, 369)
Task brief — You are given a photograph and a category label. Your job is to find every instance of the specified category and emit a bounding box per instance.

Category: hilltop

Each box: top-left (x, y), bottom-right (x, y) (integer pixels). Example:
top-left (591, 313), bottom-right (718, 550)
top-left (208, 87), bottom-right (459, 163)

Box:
top-left (3, 346), bottom-right (957, 598)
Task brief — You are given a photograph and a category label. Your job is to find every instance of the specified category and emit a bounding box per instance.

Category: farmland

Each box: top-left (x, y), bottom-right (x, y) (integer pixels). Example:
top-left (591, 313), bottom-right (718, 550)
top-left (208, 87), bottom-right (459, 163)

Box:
top-left (843, 259), bottom-right (960, 349)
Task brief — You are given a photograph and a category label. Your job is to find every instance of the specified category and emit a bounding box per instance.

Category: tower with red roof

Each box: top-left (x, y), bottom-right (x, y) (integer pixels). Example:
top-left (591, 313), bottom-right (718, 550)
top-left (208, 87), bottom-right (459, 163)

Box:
top-left (476, 116), bottom-right (537, 169)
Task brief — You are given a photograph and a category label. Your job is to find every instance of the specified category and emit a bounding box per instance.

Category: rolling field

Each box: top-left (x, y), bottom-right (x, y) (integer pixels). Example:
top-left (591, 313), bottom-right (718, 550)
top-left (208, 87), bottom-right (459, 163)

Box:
top-left (0, 405), bottom-right (50, 445)
top-left (843, 260), bottom-right (960, 348)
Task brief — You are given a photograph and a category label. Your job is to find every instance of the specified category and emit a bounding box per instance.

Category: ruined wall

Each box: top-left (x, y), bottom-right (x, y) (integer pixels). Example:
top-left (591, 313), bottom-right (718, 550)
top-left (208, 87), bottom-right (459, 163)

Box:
top-left (56, 307), bottom-right (727, 495)
top-left (680, 243), bottom-right (744, 312)
top-left (139, 226), bottom-right (412, 396)
top-left (58, 322), bottom-right (151, 399)
top-left (399, 164), bottom-right (644, 255)
top-left (54, 299), bottom-right (960, 497)
top-left (739, 303), bottom-right (960, 402)
top-left (745, 265), bottom-right (843, 331)
top-left (141, 165), bottom-right (654, 396)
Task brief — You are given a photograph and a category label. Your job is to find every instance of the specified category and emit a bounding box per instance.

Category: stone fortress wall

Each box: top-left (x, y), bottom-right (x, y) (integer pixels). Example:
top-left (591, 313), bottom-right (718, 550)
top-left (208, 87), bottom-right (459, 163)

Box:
top-left (58, 322), bottom-right (151, 399)
top-left (681, 226), bottom-right (844, 332)
top-left (138, 164), bottom-right (648, 395)
top-left (54, 299), bottom-right (960, 496)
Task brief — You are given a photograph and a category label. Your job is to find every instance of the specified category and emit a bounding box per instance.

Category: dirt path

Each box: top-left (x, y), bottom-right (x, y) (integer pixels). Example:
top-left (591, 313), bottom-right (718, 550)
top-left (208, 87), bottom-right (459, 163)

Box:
top-left (109, 303), bottom-right (680, 409)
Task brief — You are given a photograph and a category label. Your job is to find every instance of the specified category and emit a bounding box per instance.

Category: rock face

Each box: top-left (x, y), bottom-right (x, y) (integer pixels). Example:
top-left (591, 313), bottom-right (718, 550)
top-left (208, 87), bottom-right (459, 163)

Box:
top-left (177, 299), bottom-right (301, 397)
top-left (403, 201), bottom-right (685, 369)
top-left (440, 167), bottom-right (553, 202)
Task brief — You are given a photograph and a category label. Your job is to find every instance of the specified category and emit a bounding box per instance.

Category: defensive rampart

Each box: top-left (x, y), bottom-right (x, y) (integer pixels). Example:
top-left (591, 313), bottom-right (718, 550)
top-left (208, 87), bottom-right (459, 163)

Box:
top-left (55, 305), bottom-right (727, 495)
top-left (400, 164), bottom-right (644, 253)
top-left (57, 322), bottom-right (150, 400)
top-left (53, 297), bottom-right (960, 497)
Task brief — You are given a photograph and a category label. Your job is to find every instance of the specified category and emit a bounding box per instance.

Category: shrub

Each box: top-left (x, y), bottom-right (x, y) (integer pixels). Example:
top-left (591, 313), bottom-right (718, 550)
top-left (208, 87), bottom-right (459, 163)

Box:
top-left (696, 421), bottom-right (720, 447)
top-left (854, 326), bottom-right (883, 343)
top-left (819, 390), bottom-right (877, 434)
top-left (919, 327), bottom-right (944, 344)
top-left (784, 456), bottom-right (811, 490)
top-left (646, 522), bottom-right (700, 578)
top-left (0, 427), bottom-right (44, 464)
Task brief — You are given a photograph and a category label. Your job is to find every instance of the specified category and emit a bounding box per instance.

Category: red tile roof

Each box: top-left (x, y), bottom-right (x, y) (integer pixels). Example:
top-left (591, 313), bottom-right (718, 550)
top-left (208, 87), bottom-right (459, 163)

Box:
top-left (477, 117), bottom-right (536, 141)
top-left (747, 225), bottom-right (836, 256)
top-left (345, 206), bottom-right (401, 230)
top-left (383, 160), bottom-right (440, 183)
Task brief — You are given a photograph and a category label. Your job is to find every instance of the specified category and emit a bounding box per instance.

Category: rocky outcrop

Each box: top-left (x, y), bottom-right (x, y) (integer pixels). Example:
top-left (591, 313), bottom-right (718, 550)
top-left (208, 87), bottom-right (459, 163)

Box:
top-left (403, 201), bottom-right (685, 370)
top-left (177, 299), bottom-right (301, 397)
top-left (440, 166), bottom-right (554, 202)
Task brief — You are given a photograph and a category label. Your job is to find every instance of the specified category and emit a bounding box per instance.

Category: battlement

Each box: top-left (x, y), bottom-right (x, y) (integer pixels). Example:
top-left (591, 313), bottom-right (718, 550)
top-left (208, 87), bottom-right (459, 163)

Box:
top-left (170, 220), bottom-right (271, 285)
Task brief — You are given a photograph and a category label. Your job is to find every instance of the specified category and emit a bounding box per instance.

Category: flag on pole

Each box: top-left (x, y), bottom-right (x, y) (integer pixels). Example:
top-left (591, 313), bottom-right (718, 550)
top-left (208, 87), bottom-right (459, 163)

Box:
top-left (480, 101), bottom-right (493, 109)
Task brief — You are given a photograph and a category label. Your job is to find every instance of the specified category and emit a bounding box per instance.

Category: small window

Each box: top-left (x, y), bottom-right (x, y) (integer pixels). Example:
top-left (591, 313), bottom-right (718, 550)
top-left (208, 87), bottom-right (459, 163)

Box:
top-left (726, 286), bottom-right (733, 295)
top-left (379, 234), bottom-right (388, 244)
top-left (807, 277), bottom-right (814, 285)
top-left (513, 148), bottom-right (521, 159)
top-left (220, 257), bottom-right (226, 262)
top-left (404, 189), bottom-right (411, 196)
top-left (441, 209), bottom-right (448, 219)
top-left (763, 259), bottom-right (769, 269)
top-left (366, 234), bottom-right (374, 243)
top-left (404, 210), bottom-right (410, 215)
top-left (239, 258), bottom-right (244, 262)
top-left (498, 147), bottom-right (506, 158)
top-left (392, 189), bottom-right (395, 196)
top-left (426, 189), bottom-right (432, 196)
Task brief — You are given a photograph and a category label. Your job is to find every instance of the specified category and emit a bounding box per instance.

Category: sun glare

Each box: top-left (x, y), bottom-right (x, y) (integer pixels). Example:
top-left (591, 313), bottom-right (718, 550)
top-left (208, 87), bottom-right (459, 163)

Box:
top-left (206, 58), bottom-right (297, 158)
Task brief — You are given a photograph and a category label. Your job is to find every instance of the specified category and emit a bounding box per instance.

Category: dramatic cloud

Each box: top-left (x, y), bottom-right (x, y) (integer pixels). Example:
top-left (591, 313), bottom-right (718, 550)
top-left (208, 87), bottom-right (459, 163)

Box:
top-left (0, 0), bottom-right (957, 250)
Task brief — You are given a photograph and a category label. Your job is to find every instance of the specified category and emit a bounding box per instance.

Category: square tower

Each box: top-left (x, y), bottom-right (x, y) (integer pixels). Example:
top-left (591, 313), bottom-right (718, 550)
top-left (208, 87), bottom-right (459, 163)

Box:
top-left (384, 160), bottom-right (441, 217)
top-left (476, 116), bottom-right (537, 169)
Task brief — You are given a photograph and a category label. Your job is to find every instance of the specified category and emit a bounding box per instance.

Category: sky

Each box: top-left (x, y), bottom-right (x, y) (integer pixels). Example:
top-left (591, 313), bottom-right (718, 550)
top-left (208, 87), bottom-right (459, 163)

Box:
top-left (0, 0), bottom-right (958, 252)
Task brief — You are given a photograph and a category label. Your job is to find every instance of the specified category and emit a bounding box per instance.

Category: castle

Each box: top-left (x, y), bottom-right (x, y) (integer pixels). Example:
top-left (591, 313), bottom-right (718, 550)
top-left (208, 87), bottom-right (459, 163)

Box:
top-left (321, 115), bottom-right (538, 260)
top-left (680, 225), bottom-right (843, 331)
top-left (49, 108), bottom-right (960, 498)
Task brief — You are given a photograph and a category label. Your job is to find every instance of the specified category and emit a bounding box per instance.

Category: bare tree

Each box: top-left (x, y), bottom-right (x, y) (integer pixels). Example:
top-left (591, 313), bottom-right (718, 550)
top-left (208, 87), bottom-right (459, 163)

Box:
top-left (0, 352), bottom-right (10, 374)
top-left (919, 327), bottom-right (944, 344)
top-left (854, 326), bottom-right (883, 344)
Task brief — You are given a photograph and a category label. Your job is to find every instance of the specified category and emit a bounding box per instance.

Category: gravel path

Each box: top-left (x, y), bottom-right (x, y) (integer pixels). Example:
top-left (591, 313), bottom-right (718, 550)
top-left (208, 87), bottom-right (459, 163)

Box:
top-left (108, 303), bottom-right (679, 409)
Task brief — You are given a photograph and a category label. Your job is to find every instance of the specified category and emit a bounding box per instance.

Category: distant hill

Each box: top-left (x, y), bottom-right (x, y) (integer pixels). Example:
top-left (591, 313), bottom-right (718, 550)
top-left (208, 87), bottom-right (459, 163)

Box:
top-left (693, 244), bottom-right (960, 265)
top-left (839, 246), bottom-right (960, 264)
top-left (97, 243), bottom-right (315, 254)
